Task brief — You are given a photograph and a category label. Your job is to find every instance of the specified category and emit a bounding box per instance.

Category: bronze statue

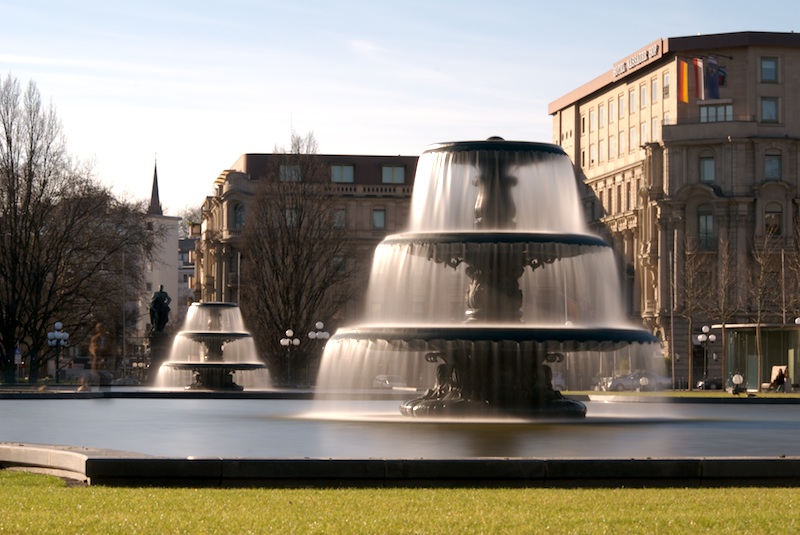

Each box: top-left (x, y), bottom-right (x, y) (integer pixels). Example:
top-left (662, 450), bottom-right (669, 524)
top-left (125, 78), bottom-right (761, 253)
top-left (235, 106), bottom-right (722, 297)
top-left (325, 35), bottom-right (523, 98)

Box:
top-left (89, 322), bottom-right (111, 371)
top-left (149, 285), bottom-right (172, 333)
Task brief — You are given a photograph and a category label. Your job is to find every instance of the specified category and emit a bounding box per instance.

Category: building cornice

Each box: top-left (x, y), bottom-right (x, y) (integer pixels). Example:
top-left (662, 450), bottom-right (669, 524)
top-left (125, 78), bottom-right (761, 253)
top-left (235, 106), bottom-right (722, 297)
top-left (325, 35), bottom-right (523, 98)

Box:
top-left (548, 31), bottom-right (800, 116)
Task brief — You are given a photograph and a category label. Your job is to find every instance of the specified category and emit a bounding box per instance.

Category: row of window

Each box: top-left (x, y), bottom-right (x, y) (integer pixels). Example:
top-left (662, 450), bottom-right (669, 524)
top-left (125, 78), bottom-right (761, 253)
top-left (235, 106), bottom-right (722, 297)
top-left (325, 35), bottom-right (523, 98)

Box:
top-left (695, 201), bottom-right (784, 250)
top-left (333, 207), bottom-right (386, 229)
top-left (689, 100), bottom-right (779, 125)
top-left (586, 96), bottom-right (781, 168)
top-left (584, 56), bottom-right (782, 135)
top-left (582, 118), bottom-right (663, 166)
top-left (699, 153), bottom-right (782, 184)
top-left (281, 164), bottom-right (406, 184)
top-left (594, 178), bottom-right (640, 217)
top-left (585, 74), bottom-right (668, 133)
top-left (230, 204), bottom-right (389, 231)
top-left (289, 207), bottom-right (386, 229)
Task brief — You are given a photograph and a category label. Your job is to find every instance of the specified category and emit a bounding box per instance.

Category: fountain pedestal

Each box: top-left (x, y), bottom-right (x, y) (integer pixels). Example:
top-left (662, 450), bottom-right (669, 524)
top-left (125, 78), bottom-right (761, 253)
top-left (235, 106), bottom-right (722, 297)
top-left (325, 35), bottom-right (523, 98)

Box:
top-left (400, 349), bottom-right (584, 418)
top-left (147, 331), bottom-right (173, 384)
top-left (164, 362), bottom-right (267, 390)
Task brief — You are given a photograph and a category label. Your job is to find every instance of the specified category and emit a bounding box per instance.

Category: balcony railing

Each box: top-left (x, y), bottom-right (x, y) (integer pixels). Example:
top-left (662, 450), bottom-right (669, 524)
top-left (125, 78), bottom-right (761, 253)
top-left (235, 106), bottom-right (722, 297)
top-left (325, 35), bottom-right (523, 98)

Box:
top-left (331, 183), bottom-right (413, 197)
top-left (222, 228), bottom-right (243, 240)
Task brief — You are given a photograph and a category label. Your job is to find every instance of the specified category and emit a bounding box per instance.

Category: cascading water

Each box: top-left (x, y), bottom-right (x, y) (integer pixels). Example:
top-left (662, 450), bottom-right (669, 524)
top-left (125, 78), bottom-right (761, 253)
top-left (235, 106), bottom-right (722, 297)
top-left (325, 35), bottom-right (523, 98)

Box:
top-left (156, 302), bottom-right (271, 390)
top-left (316, 139), bottom-right (661, 417)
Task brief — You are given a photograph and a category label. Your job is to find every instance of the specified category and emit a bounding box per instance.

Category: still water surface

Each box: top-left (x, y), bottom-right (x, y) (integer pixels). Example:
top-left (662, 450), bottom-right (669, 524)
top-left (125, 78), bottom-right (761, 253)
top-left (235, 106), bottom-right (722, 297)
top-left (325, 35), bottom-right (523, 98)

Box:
top-left (2, 398), bottom-right (799, 459)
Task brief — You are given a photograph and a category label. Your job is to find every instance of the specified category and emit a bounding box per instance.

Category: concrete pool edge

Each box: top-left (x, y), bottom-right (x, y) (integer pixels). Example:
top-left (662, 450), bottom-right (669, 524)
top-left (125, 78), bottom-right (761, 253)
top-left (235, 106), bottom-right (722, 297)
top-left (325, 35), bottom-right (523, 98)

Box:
top-left (3, 443), bottom-right (800, 488)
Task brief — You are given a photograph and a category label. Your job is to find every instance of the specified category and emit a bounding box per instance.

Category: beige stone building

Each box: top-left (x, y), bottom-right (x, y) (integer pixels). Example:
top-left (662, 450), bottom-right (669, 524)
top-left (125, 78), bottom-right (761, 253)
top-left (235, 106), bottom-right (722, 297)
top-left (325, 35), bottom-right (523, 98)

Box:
top-left (195, 153), bottom-right (417, 323)
top-left (549, 31), bottom-right (800, 389)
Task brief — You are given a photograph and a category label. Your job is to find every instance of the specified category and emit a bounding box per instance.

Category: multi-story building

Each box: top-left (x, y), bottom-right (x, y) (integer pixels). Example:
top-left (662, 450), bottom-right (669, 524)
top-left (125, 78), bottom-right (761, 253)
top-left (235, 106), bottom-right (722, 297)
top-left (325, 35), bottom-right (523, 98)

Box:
top-left (549, 31), bottom-right (800, 390)
top-left (176, 236), bottom-right (197, 318)
top-left (195, 153), bottom-right (417, 323)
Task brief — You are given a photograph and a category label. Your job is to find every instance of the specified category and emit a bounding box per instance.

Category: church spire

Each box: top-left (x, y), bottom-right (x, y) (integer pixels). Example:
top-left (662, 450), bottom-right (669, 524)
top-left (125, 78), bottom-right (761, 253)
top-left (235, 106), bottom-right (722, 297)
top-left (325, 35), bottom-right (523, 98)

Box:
top-left (148, 159), bottom-right (163, 216)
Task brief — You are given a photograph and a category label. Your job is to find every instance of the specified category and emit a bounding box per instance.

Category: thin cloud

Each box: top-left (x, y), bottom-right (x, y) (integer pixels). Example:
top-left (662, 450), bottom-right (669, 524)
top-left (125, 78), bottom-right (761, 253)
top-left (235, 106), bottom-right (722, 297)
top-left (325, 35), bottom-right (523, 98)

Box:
top-left (347, 39), bottom-right (384, 57)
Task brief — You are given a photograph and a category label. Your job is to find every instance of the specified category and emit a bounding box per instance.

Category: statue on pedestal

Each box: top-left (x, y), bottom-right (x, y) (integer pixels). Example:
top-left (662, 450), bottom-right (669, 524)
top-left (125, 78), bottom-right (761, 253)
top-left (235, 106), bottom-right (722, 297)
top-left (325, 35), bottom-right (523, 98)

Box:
top-left (149, 285), bottom-right (172, 334)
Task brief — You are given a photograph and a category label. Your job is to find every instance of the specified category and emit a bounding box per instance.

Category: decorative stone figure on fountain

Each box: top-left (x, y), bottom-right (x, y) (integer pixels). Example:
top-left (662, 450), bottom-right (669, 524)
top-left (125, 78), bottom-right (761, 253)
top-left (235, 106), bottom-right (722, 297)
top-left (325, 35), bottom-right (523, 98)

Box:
top-left (149, 285), bottom-right (172, 334)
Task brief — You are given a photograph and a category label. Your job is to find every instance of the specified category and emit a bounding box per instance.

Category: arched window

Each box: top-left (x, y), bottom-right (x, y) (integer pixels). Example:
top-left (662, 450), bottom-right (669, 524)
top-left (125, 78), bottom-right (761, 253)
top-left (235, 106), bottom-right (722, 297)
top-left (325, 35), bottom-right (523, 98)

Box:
top-left (233, 204), bottom-right (245, 229)
top-left (765, 202), bottom-right (783, 236)
top-left (697, 204), bottom-right (714, 250)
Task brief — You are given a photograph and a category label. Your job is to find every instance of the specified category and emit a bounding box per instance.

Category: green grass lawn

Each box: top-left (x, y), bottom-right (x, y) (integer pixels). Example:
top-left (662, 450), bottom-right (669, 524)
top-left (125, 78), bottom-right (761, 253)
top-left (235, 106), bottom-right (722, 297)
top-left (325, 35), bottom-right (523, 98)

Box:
top-left (3, 471), bottom-right (800, 534)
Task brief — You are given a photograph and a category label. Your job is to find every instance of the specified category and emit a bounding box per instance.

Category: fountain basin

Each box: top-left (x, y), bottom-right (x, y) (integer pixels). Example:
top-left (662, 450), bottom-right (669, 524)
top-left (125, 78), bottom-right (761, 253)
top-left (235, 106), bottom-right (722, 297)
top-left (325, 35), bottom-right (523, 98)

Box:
top-left (162, 363), bottom-right (268, 371)
top-left (330, 325), bottom-right (658, 347)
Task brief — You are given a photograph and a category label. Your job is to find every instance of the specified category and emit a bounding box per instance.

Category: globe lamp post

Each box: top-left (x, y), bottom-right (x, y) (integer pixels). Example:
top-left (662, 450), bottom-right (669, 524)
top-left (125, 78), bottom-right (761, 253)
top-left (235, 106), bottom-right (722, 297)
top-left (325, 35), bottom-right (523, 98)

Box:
top-left (306, 321), bottom-right (330, 385)
top-left (697, 325), bottom-right (716, 389)
top-left (280, 329), bottom-right (300, 386)
top-left (47, 322), bottom-right (69, 384)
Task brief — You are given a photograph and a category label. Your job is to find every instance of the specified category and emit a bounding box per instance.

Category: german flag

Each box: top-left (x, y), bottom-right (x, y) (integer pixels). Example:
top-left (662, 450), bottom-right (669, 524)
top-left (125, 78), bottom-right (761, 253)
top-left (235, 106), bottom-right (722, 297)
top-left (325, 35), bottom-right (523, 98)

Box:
top-left (678, 59), bottom-right (689, 103)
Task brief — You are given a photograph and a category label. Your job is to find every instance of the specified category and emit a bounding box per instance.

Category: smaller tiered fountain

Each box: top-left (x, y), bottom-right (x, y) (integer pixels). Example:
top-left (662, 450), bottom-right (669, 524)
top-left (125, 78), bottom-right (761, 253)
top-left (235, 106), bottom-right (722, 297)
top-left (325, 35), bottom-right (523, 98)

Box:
top-left (156, 302), bottom-right (270, 390)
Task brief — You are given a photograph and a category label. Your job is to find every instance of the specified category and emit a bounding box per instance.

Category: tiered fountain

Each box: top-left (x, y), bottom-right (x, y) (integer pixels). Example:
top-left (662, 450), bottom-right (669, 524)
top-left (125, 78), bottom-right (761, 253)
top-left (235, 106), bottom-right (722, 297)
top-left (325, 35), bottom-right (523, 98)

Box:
top-left (317, 138), bottom-right (661, 417)
top-left (156, 302), bottom-right (270, 390)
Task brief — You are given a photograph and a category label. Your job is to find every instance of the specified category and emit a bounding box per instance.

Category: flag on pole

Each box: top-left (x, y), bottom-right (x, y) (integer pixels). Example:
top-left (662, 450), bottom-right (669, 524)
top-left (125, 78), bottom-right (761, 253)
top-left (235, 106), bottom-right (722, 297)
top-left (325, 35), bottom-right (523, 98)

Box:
top-left (678, 59), bottom-right (689, 103)
top-left (718, 66), bottom-right (727, 87)
top-left (707, 56), bottom-right (720, 99)
top-left (694, 57), bottom-right (705, 100)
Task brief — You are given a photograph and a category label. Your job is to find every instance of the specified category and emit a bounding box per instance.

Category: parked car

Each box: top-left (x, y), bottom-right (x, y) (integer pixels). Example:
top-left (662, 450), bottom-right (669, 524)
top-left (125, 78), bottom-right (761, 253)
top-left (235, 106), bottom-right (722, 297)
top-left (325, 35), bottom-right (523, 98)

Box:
top-left (111, 377), bottom-right (141, 386)
top-left (696, 377), bottom-right (723, 390)
top-left (602, 371), bottom-right (672, 391)
top-left (372, 374), bottom-right (407, 388)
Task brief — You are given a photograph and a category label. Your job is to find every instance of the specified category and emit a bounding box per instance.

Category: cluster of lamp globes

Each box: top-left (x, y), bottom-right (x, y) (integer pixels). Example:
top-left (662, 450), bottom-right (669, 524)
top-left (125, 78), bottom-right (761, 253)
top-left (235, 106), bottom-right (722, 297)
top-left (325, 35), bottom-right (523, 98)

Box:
top-left (47, 321), bottom-right (69, 347)
top-left (280, 321), bottom-right (330, 347)
top-left (696, 325), bottom-right (745, 388)
top-left (697, 325), bottom-right (716, 345)
top-left (47, 321), bottom-right (69, 384)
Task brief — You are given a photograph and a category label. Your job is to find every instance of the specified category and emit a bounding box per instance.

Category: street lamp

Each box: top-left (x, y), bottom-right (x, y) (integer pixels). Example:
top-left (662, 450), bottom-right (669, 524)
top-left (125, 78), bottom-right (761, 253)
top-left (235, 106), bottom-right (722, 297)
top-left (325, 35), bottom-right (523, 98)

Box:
top-left (302, 321), bottom-right (330, 386)
top-left (47, 322), bottom-right (69, 384)
top-left (280, 329), bottom-right (300, 386)
top-left (307, 321), bottom-right (330, 342)
top-left (306, 321), bottom-right (330, 386)
top-left (697, 325), bottom-right (716, 389)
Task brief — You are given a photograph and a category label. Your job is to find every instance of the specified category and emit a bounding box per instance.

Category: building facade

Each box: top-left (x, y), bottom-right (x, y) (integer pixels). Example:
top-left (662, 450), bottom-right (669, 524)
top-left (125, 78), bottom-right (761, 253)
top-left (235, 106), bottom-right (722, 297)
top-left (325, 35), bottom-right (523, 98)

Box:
top-left (549, 31), bottom-right (800, 390)
top-left (177, 236), bottom-right (198, 319)
top-left (195, 153), bottom-right (417, 324)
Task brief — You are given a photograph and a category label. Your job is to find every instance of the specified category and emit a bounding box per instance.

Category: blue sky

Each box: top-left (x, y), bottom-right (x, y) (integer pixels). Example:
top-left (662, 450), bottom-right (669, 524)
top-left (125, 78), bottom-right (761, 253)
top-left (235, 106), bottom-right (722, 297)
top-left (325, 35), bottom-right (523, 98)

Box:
top-left (2, 0), bottom-right (796, 213)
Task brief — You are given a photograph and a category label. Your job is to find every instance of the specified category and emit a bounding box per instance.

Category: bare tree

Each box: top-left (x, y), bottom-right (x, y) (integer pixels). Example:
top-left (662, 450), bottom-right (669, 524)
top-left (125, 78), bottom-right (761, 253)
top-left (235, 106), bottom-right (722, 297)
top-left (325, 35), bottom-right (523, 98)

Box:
top-left (680, 250), bottom-right (713, 390)
top-left (784, 220), bottom-right (800, 321)
top-left (710, 236), bottom-right (740, 383)
top-left (177, 205), bottom-right (202, 239)
top-left (0, 75), bottom-right (158, 383)
top-left (749, 233), bottom-right (782, 390)
top-left (240, 132), bottom-right (357, 384)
